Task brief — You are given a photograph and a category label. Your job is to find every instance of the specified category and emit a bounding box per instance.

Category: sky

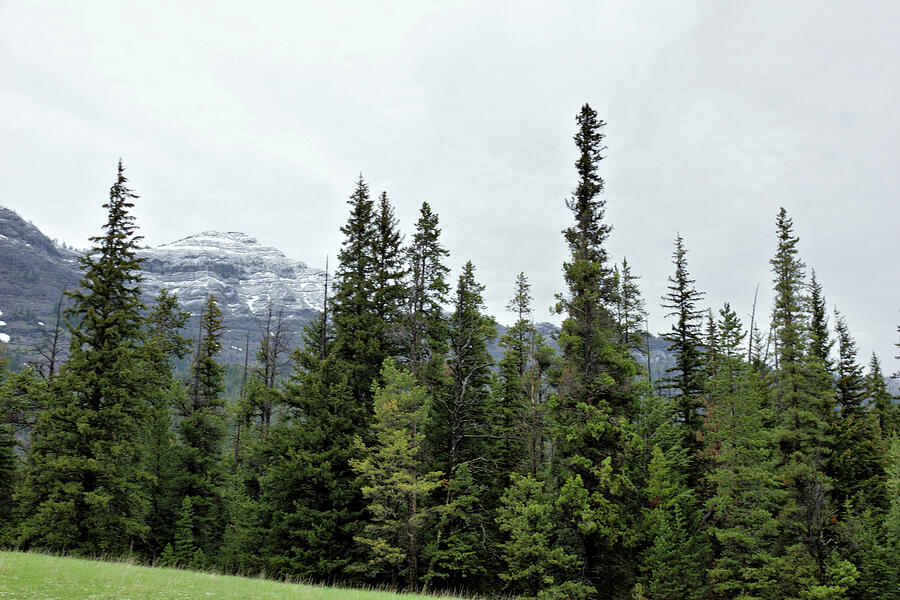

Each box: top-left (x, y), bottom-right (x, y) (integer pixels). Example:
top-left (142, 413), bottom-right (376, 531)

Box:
top-left (1, 0), bottom-right (898, 369)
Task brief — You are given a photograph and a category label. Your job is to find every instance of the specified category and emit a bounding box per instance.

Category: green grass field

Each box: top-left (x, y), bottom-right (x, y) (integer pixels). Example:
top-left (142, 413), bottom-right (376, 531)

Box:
top-left (0, 551), bottom-right (463, 600)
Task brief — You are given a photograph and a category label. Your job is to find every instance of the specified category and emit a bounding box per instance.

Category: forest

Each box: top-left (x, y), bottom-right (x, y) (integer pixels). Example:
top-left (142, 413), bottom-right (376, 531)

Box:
top-left (1, 104), bottom-right (899, 600)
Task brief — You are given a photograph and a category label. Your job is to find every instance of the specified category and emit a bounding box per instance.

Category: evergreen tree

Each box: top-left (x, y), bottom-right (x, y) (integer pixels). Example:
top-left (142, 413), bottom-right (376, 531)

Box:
top-left (405, 201), bottom-right (451, 387)
top-left (372, 192), bottom-right (407, 358)
top-left (867, 353), bottom-right (898, 436)
top-left (18, 161), bottom-right (152, 554)
top-left (551, 103), bottom-right (639, 597)
top-left (660, 233), bottom-right (707, 486)
top-left (332, 175), bottom-right (382, 405)
top-left (829, 311), bottom-right (889, 513)
top-left (614, 257), bottom-right (648, 356)
top-left (769, 207), bottom-right (838, 592)
top-left (258, 331), bottom-right (363, 581)
top-left (0, 348), bottom-right (17, 544)
top-left (495, 474), bottom-right (583, 599)
top-left (490, 273), bottom-right (535, 483)
top-left (635, 446), bottom-right (707, 600)
top-left (141, 289), bottom-right (191, 556)
top-left (172, 294), bottom-right (227, 566)
top-left (808, 270), bottom-right (833, 371)
top-left (350, 359), bottom-right (442, 590)
top-left (434, 261), bottom-right (495, 479)
top-left (425, 262), bottom-right (495, 591)
top-left (704, 307), bottom-right (783, 599)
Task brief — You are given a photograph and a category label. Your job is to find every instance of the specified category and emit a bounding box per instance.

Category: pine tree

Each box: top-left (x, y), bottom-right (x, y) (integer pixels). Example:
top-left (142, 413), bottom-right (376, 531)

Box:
top-left (404, 201), bottom-right (451, 387)
top-left (0, 348), bottom-right (17, 544)
top-left (769, 207), bottom-right (838, 592)
top-left (372, 192), bottom-right (407, 358)
top-left (660, 233), bottom-right (707, 486)
top-left (350, 359), bottom-right (442, 590)
top-left (551, 104), bottom-right (639, 597)
top-left (808, 270), bottom-right (833, 371)
top-left (171, 294), bottom-right (227, 567)
top-left (18, 161), bottom-right (152, 554)
top-left (867, 353), bottom-right (898, 436)
top-left (490, 273), bottom-right (536, 483)
top-left (614, 257), bottom-right (648, 356)
top-left (425, 262), bottom-right (495, 591)
top-left (141, 289), bottom-right (191, 556)
top-left (703, 307), bottom-right (783, 599)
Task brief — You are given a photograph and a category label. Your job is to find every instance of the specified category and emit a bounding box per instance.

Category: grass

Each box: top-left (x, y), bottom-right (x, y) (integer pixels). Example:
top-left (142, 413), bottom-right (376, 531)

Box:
top-left (0, 551), bottom-right (464, 600)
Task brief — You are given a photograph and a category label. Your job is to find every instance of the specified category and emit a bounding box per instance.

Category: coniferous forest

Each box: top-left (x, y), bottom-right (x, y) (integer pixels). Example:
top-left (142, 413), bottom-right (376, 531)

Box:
top-left (2, 104), bottom-right (900, 600)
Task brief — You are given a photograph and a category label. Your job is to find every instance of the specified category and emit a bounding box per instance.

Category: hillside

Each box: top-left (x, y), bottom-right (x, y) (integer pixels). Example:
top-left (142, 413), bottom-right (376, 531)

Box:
top-left (0, 551), bottom-right (462, 600)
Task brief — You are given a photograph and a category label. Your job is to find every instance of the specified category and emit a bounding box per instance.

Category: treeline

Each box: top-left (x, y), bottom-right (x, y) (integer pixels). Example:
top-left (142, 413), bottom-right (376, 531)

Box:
top-left (1, 105), bottom-right (899, 600)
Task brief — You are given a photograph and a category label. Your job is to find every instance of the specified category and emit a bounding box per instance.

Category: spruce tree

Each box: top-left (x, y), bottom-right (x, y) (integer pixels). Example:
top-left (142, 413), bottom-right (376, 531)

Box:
top-left (425, 261), bottom-right (495, 591)
top-left (372, 191), bottom-right (407, 358)
top-left (551, 103), bottom-right (639, 597)
top-left (350, 359), bottom-right (442, 590)
top-left (405, 201), bottom-right (451, 387)
top-left (830, 311), bottom-right (888, 513)
top-left (808, 270), bottom-right (833, 371)
top-left (867, 353), bottom-right (898, 436)
top-left (490, 273), bottom-right (536, 483)
top-left (18, 161), bottom-right (152, 554)
top-left (769, 207), bottom-right (841, 593)
top-left (614, 257), bottom-right (648, 356)
top-left (332, 175), bottom-right (382, 404)
top-left (703, 306), bottom-right (782, 599)
top-left (660, 233), bottom-right (706, 486)
top-left (172, 294), bottom-right (227, 567)
top-left (141, 289), bottom-right (191, 556)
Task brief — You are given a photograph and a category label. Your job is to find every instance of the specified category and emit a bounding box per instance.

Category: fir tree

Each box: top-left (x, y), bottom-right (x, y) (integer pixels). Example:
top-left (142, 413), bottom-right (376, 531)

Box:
top-left (551, 103), bottom-right (639, 597)
top-left (490, 273), bottom-right (535, 483)
top-left (172, 294), bottom-right (227, 567)
top-left (660, 233), bottom-right (707, 486)
top-left (405, 201), bottom-right (451, 386)
top-left (372, 192), bottom-right (407, 358)
top-left (614, 257), bottom-right (648, 356)
top-left (18, 161), bottom-right (152, 554)
top-left (141, 289), bottom-right (191, 556)
top-left (808, 270), bottom-right (833, 371)
top-left (703, 307), bottom-right (783, 599)
top-left (867, 353), bottom-right (898, 436)
top-left (350, 359), bottom-right (442, 590)
top-left (769, 207), bottom-right (837, 591)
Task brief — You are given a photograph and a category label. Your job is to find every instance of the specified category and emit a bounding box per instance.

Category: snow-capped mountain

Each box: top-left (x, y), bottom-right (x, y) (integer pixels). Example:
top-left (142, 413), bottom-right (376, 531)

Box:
top-left (138, 231), bottom-right (325, 321)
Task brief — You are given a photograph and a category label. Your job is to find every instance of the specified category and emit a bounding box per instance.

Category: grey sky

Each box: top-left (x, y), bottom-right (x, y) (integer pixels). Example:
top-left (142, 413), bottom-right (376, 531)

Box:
top-left (1, 1), bottom-right (898, 368)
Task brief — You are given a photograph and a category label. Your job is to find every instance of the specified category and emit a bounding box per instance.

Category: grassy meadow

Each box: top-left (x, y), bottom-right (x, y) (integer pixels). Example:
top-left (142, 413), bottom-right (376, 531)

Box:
top-left (0, 551), bottom-right (466, 600)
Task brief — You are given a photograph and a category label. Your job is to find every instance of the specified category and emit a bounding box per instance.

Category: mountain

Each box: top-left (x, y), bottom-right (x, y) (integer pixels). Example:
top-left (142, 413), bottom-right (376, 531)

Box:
top-left (137, 231), bottom-right (325, 361)
top-left (0, 206), bottom-right (81, 363)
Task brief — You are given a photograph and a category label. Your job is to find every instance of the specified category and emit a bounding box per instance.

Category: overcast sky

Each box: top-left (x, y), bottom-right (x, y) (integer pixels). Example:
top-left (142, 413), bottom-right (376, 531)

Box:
top-left (2, 1), bottom-right (898, 369)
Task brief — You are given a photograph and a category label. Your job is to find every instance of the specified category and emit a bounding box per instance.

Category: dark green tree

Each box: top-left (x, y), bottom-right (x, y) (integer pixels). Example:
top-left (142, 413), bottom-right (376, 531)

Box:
top-left (551, 104), bottom-right (640, 597)
top-left (614, 257), bottom-right (648, 356)
top-left (372, 191), bottom-right (407, 358)
top-left (490, 272), bottom-right (536, 483)
top-left (660, 233), bottom-right (707, 486)
top-left (141, 289), bottom-right (191, 556)
top-left (808, 270), bottom-right (833, 371)
top-left (171, 294), bottom-right (227, 567)
top-left (867, 353), bottom-right (898, 436)
top-left (404, 201), bottom-right (451, 387)
top-left (769, 208), bottom-right (842, 594)
top-left (18, 161), bottom-right (152, 554)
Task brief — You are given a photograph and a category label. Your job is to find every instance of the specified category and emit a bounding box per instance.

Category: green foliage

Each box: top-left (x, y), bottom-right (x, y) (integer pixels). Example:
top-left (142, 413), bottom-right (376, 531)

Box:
top-left (18, 162), bottom-right (152, 555)
top-left (351, 359), bottom-right (442, 590)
